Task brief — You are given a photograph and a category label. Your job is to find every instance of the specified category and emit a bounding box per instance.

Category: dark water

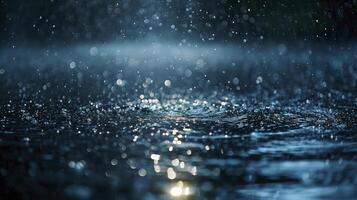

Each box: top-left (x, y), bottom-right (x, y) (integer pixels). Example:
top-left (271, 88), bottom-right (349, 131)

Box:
top-left (0, 42), bottom-right (357, 199)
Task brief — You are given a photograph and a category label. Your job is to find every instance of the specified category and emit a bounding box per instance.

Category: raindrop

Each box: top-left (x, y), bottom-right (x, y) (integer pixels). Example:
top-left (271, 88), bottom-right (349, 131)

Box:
top-left (164, 80), bottom-right (172, 87)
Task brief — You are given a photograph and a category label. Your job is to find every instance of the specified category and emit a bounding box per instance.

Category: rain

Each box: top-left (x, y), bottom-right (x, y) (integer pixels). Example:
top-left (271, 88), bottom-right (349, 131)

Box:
top-left (0, 0), bottom-right (357, 199)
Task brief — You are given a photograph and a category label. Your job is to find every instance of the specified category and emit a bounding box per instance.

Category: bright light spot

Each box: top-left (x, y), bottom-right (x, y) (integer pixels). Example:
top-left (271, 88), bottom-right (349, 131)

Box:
top-left (116, 79), bottom-right (125, 86)
top-left (171, 158), bottom-right (180, 167)
top-left (186, 149), bottom-right (192, 155)
top-left (167, 167), bottom-right (176, 180)
top-left (191, 166), bottom-right (197, 176)
top-left (68, 160), bottom-right (85, 171)
top-left (169, 181), bottom-right (193, 197)
top-left (69, 61), bottom-right (76, 69)
top-left (179, 161), bottom-right (185, 168)
top-left (256, 76), bottom-right (263, 84)
top-left (164, 80), bottom-right (172, 87)
top-left (170, 186), bottom-right (182, 197)
top-left (110, 158), bottom-right (118, 166)
top-left (183, 127), bottom-right (191, 132)
top-left (138, 168), bottom-right (147, 177)
top-left (150, 154), bottom-right (161, 161)
top-left (154, 164), bottom-right (161, 173)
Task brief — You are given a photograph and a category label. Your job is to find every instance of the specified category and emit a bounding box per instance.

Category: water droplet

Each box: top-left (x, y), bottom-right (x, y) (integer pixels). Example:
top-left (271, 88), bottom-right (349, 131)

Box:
top-left (111, 159), bottom-right (118, 166)
top-left (167, 167), bottom-right (176, 179)
top-left (69, 61), bottom-right (76, 69)
top-left (89, 47), bottom-right (98, 56)
top-left (256, 76), bottom-right (263, 84)
top-left (116, 79), bottom-right (125, 87)
top-left (164, 80), bottom-right (172, 87)
top-left (138, 168), bottom-right (147, 177)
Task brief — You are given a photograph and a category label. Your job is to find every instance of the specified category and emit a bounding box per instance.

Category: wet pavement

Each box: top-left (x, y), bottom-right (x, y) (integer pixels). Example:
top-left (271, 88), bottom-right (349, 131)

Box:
top-left (0, 42), bottom-right (357, 199)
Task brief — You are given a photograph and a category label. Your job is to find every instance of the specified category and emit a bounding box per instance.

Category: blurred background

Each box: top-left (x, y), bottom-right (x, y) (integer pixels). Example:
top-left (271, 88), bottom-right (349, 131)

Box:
top-left (1, 0), bottom-right (356, 45)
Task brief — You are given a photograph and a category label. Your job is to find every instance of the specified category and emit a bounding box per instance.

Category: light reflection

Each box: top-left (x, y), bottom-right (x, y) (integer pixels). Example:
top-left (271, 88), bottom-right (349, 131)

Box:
top-left (190, 166), bottom-right (197, 176)
top-left (167, 167), bottom-right (177, 179)
top-left (150, 153), bottom-right (161, 163)
top-left (169, 181), bottom-right (194, 198)
top-left (171, 158), bottom-right (180, 166)
top-left (154, 164), bottom-right (161, 173)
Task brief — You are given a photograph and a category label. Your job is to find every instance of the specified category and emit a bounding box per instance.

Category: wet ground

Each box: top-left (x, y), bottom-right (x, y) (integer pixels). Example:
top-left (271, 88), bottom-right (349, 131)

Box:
top-left (0, 42), bottom-right (357, 199)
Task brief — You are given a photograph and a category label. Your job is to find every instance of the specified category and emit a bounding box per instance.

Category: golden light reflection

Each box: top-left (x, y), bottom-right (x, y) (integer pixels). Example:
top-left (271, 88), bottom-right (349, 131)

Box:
top-left (168, 181), bottom-right (194, 199)
top-left (167, 167), bottom-right (177, 180)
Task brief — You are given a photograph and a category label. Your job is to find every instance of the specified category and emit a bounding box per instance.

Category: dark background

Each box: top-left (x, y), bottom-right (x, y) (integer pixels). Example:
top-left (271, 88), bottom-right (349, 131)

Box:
top-left (1, 0), bottom-right (356, 45)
